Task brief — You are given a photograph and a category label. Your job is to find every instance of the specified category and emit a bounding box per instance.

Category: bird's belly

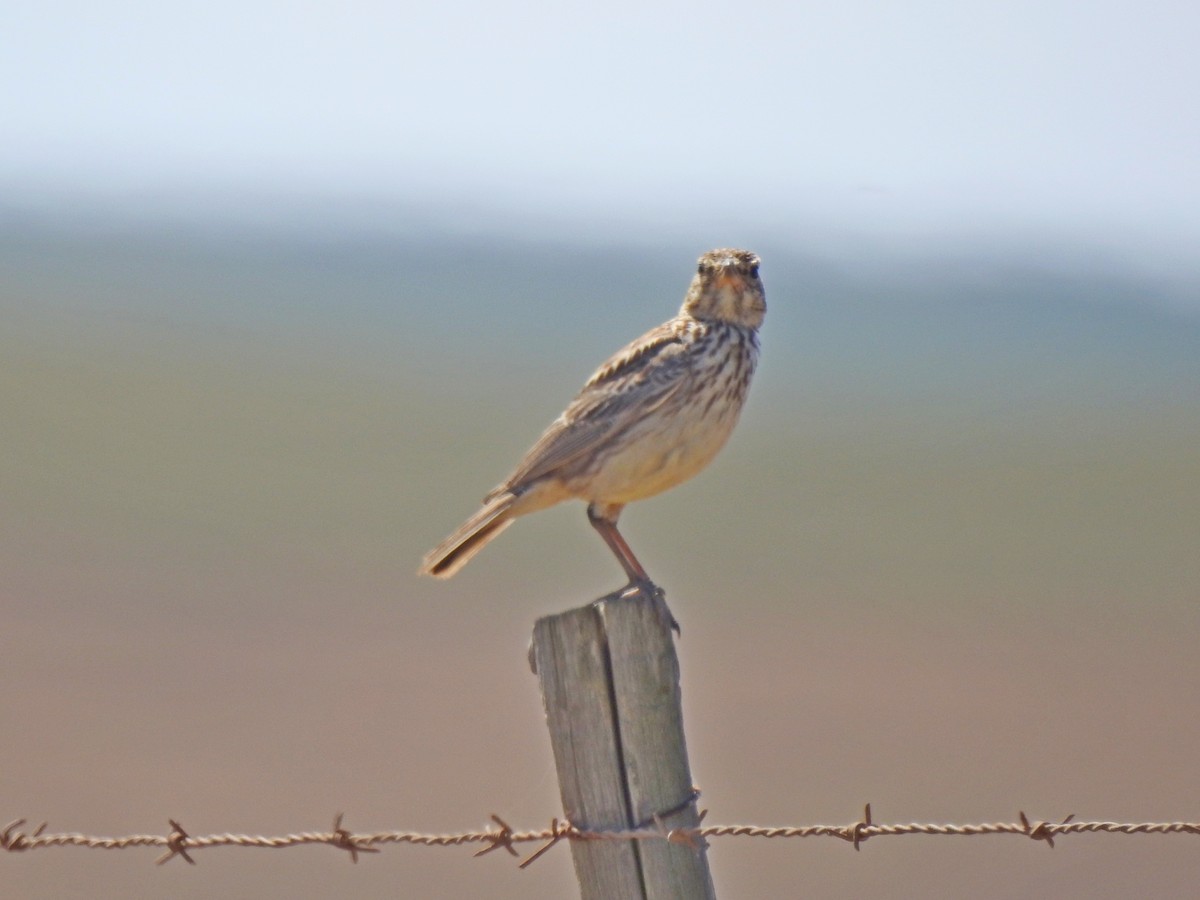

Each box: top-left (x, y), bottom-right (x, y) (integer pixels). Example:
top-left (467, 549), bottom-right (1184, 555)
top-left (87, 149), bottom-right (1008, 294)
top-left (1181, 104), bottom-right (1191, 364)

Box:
top-left (573, 407), bottom-right (740, 505)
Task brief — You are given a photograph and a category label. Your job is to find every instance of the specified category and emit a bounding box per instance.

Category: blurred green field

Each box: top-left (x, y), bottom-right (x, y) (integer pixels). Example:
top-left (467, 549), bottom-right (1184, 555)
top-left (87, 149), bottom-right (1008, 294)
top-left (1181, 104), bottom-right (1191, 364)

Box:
top-left (3, 222), bottom-right (1199, 898)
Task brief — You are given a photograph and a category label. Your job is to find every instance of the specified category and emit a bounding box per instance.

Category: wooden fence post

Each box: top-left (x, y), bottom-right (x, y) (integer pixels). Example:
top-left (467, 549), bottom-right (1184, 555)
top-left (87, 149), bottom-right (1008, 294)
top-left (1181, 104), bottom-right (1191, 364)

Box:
top-left (531, 592), bottom-right (717, 899)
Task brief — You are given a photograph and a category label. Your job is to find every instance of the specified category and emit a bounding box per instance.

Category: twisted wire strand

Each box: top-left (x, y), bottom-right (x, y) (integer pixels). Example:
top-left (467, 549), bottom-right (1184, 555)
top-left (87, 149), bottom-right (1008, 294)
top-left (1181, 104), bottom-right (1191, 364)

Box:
top-left (5, 811), bottom-right (1199, 867)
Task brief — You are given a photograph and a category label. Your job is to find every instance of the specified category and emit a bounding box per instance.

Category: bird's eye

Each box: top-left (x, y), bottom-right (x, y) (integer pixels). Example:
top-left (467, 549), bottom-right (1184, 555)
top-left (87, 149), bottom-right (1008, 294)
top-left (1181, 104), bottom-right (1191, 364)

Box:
top-left (749, 263), bottom-right (760, 278)
top-left (697, 262), bottom-right (707, 275)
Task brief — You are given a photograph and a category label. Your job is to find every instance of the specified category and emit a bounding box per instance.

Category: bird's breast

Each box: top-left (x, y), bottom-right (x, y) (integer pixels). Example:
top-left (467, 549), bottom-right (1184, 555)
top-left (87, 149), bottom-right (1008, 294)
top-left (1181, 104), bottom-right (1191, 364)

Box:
top-left (569, 325), bottom-right (757, 505)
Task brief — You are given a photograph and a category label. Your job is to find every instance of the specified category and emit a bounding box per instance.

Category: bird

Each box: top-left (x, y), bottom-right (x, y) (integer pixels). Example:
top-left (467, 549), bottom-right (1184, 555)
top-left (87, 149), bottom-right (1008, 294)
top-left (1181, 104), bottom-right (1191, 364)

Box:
top-left (418, 248), bottom-right (765, 615)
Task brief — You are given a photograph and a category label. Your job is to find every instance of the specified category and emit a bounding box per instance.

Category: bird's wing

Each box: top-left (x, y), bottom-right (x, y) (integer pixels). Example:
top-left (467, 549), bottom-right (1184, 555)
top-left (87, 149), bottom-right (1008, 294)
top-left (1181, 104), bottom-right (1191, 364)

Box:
top-left (488, 319), bottom-right (693, 496)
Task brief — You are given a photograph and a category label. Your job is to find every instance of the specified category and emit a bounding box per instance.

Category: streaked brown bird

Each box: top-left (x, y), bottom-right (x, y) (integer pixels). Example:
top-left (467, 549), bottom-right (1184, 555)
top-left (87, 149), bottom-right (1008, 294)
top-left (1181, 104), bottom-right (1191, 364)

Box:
top-left (419, 248), bottom-right (765, 608)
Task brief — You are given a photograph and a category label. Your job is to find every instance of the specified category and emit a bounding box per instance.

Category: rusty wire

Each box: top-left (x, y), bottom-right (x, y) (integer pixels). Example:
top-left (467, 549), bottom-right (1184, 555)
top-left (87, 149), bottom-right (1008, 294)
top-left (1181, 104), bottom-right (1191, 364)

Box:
top-left (4, 806), bottom-right (1200, 868)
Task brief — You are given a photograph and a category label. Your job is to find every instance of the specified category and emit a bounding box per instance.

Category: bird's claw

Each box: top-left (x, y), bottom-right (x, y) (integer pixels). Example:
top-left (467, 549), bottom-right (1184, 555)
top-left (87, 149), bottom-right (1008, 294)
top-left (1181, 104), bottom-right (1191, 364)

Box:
top-left (619, 579), bottom-right (680, 635)
top-left (593, 579), bottom-right (680, 634)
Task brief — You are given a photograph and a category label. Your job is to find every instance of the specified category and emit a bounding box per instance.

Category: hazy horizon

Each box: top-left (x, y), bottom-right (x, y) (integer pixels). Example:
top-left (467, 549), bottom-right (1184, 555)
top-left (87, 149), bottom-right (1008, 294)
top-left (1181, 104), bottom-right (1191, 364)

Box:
top-left (6, 0), bottom-right (1199, 280)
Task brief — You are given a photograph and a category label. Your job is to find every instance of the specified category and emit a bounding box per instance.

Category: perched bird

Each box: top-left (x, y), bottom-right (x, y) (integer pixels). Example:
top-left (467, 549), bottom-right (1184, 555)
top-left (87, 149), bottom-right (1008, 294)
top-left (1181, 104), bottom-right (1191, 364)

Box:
top-left (419, 248), bottom-right (765, 608)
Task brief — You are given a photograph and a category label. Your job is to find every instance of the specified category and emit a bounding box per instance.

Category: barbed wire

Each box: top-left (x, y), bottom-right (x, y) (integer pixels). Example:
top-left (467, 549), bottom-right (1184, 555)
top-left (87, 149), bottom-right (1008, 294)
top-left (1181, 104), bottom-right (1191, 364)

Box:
top-left (4, 807), bottom-right (1199, 868)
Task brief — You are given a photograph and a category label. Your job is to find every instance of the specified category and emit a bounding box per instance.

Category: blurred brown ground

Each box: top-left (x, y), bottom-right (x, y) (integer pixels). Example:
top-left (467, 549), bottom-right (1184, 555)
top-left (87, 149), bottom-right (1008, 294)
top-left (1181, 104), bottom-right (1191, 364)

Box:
top-left (3, 230), bottom-right (1199, 898)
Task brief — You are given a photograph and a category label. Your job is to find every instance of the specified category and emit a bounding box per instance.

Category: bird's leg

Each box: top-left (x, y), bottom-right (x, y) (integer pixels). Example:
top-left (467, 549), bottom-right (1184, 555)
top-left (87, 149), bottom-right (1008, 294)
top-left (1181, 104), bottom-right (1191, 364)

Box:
top-left (587, 502), bottom-right (650, 586)
top-left (587, 503), bottom-right (679, 634)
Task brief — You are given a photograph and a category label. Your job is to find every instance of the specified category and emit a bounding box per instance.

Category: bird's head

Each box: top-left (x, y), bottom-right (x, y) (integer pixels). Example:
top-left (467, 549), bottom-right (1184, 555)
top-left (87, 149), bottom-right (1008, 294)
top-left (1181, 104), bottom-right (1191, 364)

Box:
top-left (680, 248), bottom-right (766, 329)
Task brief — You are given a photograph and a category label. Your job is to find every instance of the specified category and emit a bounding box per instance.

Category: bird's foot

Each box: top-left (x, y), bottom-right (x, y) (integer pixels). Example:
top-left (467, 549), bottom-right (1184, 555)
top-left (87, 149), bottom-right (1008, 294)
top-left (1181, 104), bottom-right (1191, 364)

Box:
top-left (612, 578), bottom-right (680, 635)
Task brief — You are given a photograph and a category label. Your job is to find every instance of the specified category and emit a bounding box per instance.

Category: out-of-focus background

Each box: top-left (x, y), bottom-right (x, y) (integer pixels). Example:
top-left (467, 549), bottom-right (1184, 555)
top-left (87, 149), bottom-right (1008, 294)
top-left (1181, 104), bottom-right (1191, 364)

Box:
top-left (4, 2), bottom-right (1199, 897)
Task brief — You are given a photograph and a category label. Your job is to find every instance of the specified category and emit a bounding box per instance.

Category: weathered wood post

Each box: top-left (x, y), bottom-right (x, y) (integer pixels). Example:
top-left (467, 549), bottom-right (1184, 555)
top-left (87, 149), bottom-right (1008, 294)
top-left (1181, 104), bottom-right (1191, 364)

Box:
top-left (531, 592), bottom-right (716, 899)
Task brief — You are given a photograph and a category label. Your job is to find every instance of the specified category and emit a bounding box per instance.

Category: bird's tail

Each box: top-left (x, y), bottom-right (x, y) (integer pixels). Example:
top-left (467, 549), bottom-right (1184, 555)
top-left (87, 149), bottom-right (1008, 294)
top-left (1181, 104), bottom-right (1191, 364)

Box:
top-left (418, 491), bottom-right (517, 579)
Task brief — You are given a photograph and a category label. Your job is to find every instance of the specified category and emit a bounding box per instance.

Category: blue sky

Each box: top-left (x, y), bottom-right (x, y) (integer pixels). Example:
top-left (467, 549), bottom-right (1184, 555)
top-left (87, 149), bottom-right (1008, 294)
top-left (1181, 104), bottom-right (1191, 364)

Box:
top-left (4, 0), bottom-right (1198, 267)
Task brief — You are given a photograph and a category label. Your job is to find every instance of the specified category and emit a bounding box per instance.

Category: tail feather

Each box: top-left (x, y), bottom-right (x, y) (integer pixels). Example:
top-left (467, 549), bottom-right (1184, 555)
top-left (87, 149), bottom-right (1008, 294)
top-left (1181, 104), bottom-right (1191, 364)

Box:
top-left (418, 492), bottom-right (517, 578)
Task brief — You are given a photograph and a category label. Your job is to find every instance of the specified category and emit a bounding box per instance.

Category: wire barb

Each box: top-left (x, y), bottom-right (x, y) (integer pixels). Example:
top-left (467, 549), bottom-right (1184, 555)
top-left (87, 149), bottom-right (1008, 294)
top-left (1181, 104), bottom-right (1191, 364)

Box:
top-left (330, 813), bottom-right (379, 863)
top-left (519, 818), bottom-right (573, 869)
top-left (156, 820), bottom-right (195, 866)
top-left (848, 803), bottom-right (873, 851)
top-left (652, 813), bottom-right (700, 851)
top-left (2, 819), bottom-right (39, 852)
top-left (474, 815), bottom-right (519, 858)
top-left (1020, 811), bottom-right (1076, 849)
